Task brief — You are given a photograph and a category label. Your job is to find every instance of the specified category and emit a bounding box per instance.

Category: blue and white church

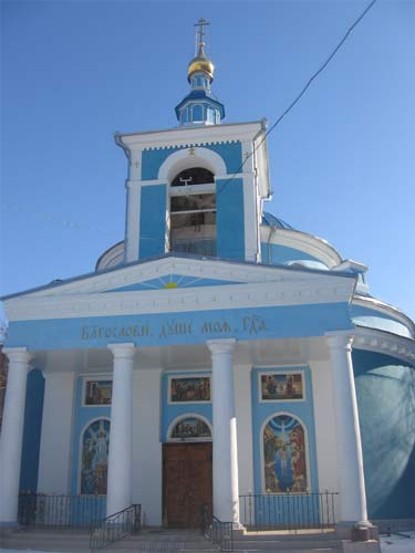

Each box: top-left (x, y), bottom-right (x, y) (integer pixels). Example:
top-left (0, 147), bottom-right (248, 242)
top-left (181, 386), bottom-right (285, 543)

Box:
top-left (1, 20), bottom-right (414, 538)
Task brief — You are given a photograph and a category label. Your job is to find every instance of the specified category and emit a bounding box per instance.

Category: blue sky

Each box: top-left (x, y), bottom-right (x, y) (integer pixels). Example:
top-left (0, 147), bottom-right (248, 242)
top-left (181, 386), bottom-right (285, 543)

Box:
top-left (1, 0), bottom-right (414, 320)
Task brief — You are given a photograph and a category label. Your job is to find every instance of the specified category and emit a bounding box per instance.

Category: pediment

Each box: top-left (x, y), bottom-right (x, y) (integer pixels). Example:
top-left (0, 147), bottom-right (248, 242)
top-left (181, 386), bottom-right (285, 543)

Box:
top-left (3, 255), bottom-right (356, 323)
top-left (6, 255), bottom-right (351, 299)
top-left (4, 255), bottom-right (356, 300)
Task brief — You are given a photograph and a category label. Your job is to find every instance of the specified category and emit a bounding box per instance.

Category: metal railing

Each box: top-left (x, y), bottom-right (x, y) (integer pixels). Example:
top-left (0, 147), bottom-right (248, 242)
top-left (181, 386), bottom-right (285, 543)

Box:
top-left (18, 492), bottom-right (106, 528)
top-left (171, 238), bottom-right (216, 256)
top-left (201, 505), bottom-right (233, 552)
top-left (90, 503), bottom-right (141, 551)
top-left (239, 491), bottom-right (339, 532)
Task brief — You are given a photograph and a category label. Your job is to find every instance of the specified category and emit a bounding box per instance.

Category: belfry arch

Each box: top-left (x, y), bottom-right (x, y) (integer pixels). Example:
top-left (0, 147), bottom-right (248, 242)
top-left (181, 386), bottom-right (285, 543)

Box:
top-left (158, 147), bottom-right (227, 256)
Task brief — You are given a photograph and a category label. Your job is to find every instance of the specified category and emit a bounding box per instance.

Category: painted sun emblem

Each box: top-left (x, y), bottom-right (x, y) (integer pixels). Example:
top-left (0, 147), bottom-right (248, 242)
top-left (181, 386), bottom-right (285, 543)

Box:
top-left (164, 282), bottom-right (178, 289)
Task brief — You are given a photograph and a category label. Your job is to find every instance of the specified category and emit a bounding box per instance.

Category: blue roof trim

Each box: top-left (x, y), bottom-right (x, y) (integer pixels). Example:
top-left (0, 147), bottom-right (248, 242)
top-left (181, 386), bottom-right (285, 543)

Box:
top-left (175, 90), bottom-right (225, 118)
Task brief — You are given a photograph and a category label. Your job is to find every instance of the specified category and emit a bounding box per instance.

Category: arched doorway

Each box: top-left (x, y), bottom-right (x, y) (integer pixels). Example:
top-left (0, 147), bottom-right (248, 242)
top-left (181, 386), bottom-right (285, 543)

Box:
top-left (163, 416), bottom-right (212, 528)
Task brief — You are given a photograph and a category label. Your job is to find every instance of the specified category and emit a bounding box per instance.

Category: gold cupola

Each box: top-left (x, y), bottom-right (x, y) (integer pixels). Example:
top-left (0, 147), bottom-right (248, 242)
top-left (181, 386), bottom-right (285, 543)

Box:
top-left (187, 18), bottom-right (214, 83)
top-left (187, 41), bottom-right (215, 83)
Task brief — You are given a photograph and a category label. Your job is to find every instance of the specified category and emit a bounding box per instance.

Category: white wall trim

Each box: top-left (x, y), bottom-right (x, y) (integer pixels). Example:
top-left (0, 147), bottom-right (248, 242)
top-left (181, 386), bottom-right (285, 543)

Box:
top-left (158, 146), bottom-right (227, 182)
top-left (354, 327), bottom-right (415, 364)
top-left (5, 276), bottom-right (355, 321)
top-left (260, 226), bottom-right (342, 268)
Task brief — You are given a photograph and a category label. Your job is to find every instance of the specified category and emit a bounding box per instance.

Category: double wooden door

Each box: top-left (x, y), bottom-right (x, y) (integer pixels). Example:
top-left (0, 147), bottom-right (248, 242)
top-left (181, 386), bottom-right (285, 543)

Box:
top-left (163, 442), bottom-right (212, 528)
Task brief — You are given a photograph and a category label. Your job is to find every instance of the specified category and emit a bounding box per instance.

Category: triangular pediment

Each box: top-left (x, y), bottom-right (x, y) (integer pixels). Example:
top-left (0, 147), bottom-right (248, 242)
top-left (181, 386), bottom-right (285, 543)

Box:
top-left (3, 255), bottom-right (357, 324)
top-left (4, 254), bottom-right (352, 299)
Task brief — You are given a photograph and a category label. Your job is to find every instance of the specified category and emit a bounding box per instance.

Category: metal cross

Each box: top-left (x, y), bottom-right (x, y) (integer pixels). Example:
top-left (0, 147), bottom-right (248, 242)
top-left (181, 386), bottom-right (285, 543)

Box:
top-left (194, 17), bottom-right (209, 52)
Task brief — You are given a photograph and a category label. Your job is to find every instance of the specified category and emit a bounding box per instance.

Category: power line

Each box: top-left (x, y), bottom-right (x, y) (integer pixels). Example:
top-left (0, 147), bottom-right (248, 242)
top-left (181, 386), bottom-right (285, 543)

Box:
top-left (220, 0), bottom-right (378, 191)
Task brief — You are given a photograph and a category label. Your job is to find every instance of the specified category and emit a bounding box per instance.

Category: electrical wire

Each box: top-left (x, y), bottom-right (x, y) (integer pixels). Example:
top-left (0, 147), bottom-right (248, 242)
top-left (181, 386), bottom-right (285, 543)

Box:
top-left (219, 0), bottom-right (378, 191)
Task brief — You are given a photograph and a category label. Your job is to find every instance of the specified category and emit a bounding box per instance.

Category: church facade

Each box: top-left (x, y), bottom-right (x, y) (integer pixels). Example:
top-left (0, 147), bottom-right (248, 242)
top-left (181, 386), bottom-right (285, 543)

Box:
top-left (1, 21), bottom-right (414, 536)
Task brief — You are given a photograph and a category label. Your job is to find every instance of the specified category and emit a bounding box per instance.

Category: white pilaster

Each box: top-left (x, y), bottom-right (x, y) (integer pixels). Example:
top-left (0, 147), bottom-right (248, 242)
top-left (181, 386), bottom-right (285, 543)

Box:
top-left (0, 347), bottom-right (31, 524)
top-left (207, 339), bottom-right (240, 526)
top-left (125, 179), bottom-right (141, 263)
top-left (106, 343), bottom-right (135, 516)
top-left (326, 332), bottom-right (370, 527)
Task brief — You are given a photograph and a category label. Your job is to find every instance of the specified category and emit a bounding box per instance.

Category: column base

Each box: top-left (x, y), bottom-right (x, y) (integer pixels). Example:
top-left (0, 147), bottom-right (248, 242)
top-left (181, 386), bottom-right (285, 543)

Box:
top-left (336, 521), bottom-right (377, 540)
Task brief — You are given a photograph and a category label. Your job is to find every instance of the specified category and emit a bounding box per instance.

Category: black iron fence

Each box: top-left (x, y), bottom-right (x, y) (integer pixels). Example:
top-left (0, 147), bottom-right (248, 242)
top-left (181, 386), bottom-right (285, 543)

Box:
top-left (18, 492), bottom-right (106, 528)
top-left (201, 506), bottom-right (233, 552)
top-left (90, 503), bottom-right (141, 551)
top-left (239, 491), bottom-right (339, 532)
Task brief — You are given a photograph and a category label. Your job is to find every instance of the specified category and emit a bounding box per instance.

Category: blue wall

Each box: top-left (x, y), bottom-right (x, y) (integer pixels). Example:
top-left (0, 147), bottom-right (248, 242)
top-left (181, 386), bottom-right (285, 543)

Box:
top-left (6, 302), bottom-right (354, 350)
top-left (260, 243), bottom-right (323, 266)
top-left (161, 371), bottom-right (212, 441)
top-left (141, 143), bottom-right (242, 181)
top-left (70, 376), bottom-right (111, 495)
top-left (353, 350), bottom-right (415, 520)
top-left (351, 305), bottom-right (412, 339)
top-left (216, 177), bottom-right (245, 260)
top-left (139, 184), bottom-right (167, 259)
top-left (251, 366), bottom-right (319, 494)
top-left (19, 369), bottom-right (45, 492)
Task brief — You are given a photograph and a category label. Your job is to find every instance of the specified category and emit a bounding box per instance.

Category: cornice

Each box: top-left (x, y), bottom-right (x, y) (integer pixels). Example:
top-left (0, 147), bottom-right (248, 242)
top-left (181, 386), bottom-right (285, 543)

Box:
top-left (117, 121), bottom-right (264, 152)
top-left (353, 295), bottom-right (415, 338)
top-left (260, 226), bottom-right (342, 267)
top-left (7, 256), bottom-right (353, 300)
top-left (354, 326), bottom-right (415, 365)
top-left (4, 276), bottom-right (355, 322)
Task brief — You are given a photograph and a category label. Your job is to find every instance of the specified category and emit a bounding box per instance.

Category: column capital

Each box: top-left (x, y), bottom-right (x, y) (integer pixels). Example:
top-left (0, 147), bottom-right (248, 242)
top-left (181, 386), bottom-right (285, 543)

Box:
top-left (325, 331), bottom-right (355, 352)
top-left (206, 338), bottom-right (236, 356)
top-left (3, 347), bottom-right (32, 365)
top-left (107, 343), bottom-right (136, 360)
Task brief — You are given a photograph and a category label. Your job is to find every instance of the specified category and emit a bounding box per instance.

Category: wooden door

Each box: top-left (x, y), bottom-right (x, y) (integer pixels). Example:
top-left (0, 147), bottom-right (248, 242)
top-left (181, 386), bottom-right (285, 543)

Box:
top-left (163, 442), bottom-right (212, 528)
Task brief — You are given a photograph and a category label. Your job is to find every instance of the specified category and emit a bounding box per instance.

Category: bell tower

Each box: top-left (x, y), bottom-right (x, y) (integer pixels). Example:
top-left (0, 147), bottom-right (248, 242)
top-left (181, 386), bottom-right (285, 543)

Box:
top-left (113, 20), bottom-right (270, 266)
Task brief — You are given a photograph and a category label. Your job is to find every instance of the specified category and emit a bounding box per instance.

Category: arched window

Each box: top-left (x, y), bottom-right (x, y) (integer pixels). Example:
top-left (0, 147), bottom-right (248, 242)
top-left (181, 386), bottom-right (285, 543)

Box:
top-left (192, 104), bottom-right (203, 121)
top-left (263, 414), bottom-right (308, 493)
top-left (169, 415), bottom-right (212, 441)
top-left (170, 167), bottom-right (216, 256)
top-left (80, 418), bottom-right (110, 495)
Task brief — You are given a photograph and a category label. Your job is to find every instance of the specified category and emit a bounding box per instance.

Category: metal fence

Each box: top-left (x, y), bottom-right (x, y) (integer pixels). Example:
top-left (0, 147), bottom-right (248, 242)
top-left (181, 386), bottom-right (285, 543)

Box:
top-left (201, 506), bottom-right (233, 552)
top-left (18, 492), bottom-right (106, 528)
top-left (90, 503), bottom-right (141, 551)
top-left (239, 491), bottom-right (339, 532)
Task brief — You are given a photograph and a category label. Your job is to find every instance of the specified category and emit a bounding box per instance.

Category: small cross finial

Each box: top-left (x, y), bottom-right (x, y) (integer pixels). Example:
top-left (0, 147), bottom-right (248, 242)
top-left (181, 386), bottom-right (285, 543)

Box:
top-left (194, 17), bottom-right (210, 54)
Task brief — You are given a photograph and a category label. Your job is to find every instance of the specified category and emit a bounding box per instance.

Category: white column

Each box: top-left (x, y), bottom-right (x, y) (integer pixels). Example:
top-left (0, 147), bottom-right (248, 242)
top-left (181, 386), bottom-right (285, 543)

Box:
top-left (106, 343), bottom-right (135, 516)
top-left (207, 339), bottom-right (240, 526)
top-left (0, 347), bottom-right (31, 524)
top-left (326, 332), bottom-right (370, 528)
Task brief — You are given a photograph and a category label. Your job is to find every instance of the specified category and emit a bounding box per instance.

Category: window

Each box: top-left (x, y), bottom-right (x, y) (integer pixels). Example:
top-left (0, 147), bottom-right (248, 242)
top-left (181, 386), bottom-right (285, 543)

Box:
top-left (170, 167), bottom-right (216, 256)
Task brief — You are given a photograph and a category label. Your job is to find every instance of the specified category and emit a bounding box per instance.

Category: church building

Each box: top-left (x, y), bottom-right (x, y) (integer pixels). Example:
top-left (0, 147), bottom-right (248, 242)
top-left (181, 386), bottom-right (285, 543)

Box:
top-left (1, 19), bottom-right (414, 538)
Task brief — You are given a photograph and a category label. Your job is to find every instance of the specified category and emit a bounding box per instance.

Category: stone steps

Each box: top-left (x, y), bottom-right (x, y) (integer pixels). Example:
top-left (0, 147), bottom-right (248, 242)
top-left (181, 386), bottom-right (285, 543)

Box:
top-left (0, 526), bottom-right (363, 553)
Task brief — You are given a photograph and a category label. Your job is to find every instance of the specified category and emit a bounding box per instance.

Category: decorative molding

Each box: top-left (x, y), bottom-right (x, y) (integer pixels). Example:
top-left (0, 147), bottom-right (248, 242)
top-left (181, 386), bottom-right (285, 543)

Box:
top-left (96, 242), bottom-right (125, 272)
top-left (117, 121), bottom-right (264, 153)
top-left (4, 270), bottom-right (355, 322)
top-left (7, 256), bottom-right (355, 300)
top-left (352, 295), bottom-right (415, 338)
top-left (260, 226), bottom-right (342, 268)
top-left (354, 326), bottom-right (415, 365)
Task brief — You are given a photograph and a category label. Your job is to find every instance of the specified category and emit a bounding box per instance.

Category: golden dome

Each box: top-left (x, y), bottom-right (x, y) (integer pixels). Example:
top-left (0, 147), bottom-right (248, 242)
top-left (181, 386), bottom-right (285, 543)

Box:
top-left (187, 43), bottom-right (214, 82)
